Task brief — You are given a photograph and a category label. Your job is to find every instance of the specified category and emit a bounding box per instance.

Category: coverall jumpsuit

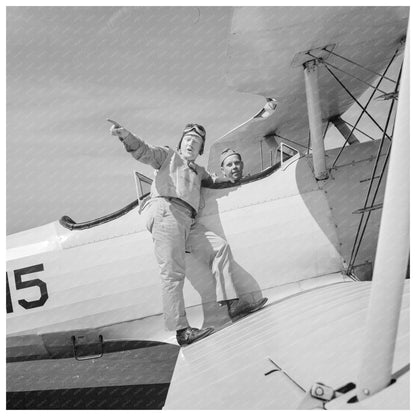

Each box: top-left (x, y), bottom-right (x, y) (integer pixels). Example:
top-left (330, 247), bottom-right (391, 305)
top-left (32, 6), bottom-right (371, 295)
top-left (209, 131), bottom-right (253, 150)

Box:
top-left (122, 133), bottom-right (238, 330)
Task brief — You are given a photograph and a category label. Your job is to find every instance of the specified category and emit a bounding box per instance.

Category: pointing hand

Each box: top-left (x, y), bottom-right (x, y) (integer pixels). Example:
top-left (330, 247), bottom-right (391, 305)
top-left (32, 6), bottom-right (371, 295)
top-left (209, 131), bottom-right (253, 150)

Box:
top-left (107, 118), bottom-right (130, 140)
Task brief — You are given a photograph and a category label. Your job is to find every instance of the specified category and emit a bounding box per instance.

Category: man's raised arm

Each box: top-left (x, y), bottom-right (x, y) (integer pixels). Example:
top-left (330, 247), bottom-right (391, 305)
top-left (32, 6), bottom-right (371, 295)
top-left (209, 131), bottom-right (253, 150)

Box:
top-left (107, 119), bottom-right (168, 169)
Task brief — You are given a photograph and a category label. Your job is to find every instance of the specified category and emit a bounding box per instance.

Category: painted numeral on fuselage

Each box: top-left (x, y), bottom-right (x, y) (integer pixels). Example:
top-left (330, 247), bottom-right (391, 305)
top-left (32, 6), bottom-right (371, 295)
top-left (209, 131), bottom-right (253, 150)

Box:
top-left (6, 264), bottom-right (48, 313)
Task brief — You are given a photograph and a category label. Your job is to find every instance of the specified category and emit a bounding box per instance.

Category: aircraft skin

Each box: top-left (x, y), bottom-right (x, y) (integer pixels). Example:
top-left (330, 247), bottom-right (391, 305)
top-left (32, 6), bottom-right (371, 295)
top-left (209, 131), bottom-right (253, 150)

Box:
top-left (6, 138), bottom-right (386, 344)
top-left (215, 6), bottom-right (408, 151)
top-left (6, 138), bottom-right (391, 408)
top-left (6, 5), bottom-right (409, 411)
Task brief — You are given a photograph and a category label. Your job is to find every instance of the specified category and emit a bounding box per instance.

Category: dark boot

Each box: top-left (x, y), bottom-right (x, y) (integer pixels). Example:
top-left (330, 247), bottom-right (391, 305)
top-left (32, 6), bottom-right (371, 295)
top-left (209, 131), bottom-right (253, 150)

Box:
top-left (176, 326), bottom-right (215, 346)
top-left (228, 297), bottom-right (268, 320)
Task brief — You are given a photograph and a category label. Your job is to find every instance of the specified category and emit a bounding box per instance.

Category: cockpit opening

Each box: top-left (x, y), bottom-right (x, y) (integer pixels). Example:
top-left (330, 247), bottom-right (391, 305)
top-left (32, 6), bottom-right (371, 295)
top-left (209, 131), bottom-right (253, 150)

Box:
top-left (59, 140), bottom-right (298, 230)
top-left (208, 140), bottom-right (299, 189)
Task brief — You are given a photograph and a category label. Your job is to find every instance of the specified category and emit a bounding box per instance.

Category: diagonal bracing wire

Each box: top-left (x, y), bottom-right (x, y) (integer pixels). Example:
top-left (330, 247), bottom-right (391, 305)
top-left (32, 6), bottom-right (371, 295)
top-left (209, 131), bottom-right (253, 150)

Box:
top-left (347, 144), bottom-right (392, 274)
top-left (323, 47), bottom-right (397, 84)
top-left (328, 49), bottom-right (399, 169)
top-left (342, 120), bottom-right (376, 142)
top-left (324, 65), bottom-right (392, 141)
top-left (347, 63), bottom-right (402, 274)
top-left (320, 60), bottom-right (389, 96)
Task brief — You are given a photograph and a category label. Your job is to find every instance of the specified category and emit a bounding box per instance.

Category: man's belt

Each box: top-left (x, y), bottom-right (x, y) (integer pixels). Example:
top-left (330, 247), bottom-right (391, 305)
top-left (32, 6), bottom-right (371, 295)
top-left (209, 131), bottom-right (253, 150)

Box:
top-left (163, 197), bottom-right (197, 219)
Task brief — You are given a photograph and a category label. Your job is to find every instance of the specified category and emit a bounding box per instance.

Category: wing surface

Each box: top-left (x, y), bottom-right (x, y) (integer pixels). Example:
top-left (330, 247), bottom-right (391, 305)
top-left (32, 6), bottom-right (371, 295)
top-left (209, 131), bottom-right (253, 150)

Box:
top-left (208, 7), bottom-right (408, 169)
top-left (164, 278), bottom-right (409, 409)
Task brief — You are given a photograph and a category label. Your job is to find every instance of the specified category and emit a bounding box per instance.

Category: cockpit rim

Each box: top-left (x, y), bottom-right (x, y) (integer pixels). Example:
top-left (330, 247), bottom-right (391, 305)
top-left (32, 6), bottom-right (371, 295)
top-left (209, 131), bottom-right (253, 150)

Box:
top-left (59, 142), bottom-right (299, 231)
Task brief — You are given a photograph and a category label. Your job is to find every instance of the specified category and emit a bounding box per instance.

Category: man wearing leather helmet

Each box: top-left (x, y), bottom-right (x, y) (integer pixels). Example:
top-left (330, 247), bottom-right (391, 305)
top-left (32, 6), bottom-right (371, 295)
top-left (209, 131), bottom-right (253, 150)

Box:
top-left (110, 120), bottom-right (267, 346)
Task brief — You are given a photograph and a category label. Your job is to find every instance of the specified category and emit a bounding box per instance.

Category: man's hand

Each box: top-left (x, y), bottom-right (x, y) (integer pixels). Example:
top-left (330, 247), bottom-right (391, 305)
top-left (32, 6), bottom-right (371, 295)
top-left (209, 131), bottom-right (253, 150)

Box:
top-left (107, 118), bottom-right (130, 140)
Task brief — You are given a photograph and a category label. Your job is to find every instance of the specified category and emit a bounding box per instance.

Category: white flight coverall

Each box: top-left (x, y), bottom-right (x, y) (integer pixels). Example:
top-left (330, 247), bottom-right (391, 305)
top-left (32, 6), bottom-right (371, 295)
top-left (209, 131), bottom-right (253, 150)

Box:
top-left (122, 133), bottom-right (238, 330)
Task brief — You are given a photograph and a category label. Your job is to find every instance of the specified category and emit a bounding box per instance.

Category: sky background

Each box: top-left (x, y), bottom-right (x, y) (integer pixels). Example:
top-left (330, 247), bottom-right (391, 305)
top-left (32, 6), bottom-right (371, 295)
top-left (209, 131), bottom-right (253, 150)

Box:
top-left (6, 5), bottom-right (407, 235)
top-left (6, 6), bottom-right (267, 234)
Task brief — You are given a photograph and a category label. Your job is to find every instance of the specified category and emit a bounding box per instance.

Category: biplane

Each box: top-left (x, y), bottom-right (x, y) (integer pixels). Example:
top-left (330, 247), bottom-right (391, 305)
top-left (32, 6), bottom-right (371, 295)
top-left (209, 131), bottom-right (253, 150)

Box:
top-left (6, 6), bottom-right (409, 410)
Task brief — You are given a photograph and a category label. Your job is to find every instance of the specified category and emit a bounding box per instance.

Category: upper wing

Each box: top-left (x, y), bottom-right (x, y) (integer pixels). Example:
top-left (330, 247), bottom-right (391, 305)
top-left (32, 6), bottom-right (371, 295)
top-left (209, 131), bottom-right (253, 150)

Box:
top-left (208, 7), bottom-right (408, 170)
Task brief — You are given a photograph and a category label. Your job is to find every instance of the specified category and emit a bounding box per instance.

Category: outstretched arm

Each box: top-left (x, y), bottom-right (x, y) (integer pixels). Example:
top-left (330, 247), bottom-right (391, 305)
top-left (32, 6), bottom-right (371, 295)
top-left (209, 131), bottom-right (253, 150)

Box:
top-left (108, 119), bottom-right (168, 169)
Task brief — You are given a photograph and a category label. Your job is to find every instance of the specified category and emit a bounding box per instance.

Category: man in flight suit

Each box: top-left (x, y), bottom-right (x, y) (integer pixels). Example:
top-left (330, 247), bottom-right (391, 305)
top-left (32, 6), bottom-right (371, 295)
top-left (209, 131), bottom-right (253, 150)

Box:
top-left (110, 121), bottom-right (267, 346)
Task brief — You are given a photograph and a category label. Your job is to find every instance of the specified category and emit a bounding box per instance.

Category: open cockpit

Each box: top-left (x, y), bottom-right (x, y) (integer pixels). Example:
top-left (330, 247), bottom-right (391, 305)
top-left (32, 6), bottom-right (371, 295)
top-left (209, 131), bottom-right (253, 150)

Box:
top-left (59, 141), bottom-right (299, 230)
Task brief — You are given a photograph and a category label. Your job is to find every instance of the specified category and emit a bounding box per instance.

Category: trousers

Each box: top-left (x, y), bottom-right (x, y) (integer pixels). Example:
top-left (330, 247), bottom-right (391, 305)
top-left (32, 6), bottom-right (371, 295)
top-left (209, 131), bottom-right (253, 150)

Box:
top-left (145, 197), bottom-right (237, 330)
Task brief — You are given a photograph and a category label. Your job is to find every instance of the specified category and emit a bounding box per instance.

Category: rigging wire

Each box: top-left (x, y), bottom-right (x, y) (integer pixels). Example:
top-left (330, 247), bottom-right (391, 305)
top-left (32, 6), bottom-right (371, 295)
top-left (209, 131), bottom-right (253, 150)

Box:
top-left (307, 51), bottom-right (389, 96)
top-left (329, 70), bottom-right (386, 169)
top-left (327, 49), bottom-right (399, 169)
top-left (323, 47), bottom-right (397, 84)
top-left (341, 120), bottom-right (376, 142)
top-left (348, 144), bottom-right (392, 274)
top-left (324, 65), bottom-right (391, 141)
top-left (321, 60), bottom-right (389, 95)
top-left (346, 63), bottom-right (402, 274)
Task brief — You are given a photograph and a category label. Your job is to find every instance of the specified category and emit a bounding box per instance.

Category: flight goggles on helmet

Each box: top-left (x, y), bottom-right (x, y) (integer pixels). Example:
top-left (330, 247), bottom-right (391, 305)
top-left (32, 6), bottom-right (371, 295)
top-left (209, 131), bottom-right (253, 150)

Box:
top-left (178, 123), bottom-right (206, 155)
top-left (183, 123), bottom-right (206, 138)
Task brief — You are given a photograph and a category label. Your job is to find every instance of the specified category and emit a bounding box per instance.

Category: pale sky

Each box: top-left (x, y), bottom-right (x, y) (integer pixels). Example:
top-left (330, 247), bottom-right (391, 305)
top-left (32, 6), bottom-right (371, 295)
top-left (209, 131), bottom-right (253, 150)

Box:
top-left (6, 6), bottom-right (265, 234)
top-left (6, 5), bottom-right (409, 235)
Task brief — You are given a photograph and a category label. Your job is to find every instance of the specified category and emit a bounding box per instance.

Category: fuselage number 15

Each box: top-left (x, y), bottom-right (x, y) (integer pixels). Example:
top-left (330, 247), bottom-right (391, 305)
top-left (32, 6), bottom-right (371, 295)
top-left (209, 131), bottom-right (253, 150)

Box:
top-left (6, 264), bottom-right (49, 313)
